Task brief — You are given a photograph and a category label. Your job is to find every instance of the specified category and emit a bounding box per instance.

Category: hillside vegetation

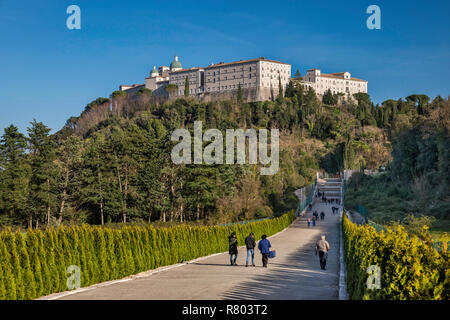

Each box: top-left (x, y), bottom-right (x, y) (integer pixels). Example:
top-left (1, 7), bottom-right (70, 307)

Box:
top-left (344, 96), bottom-right (450, 234)
top-left (0, 81), bottom-right (447, 229)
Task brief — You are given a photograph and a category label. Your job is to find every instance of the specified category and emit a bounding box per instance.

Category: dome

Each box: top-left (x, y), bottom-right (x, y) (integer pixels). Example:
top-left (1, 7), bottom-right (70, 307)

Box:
top-left (170, 55), bottom-right (182, 70)
top-left (150, 66), bottom-right (158, 77)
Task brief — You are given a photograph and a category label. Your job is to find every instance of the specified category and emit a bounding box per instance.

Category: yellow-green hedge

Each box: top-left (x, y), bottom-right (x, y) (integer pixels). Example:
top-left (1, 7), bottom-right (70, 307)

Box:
top-left (343, 213), bottom-right (449, 300)
top-left (0, 211), bottom-right (295, 300)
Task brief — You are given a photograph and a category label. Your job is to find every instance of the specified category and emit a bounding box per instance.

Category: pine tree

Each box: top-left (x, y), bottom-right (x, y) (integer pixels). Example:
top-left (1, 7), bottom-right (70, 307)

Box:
top-left (27, 120), bottom-right (58, 228)
top-left (0, 125), bottom-right (31, 227)
top-left (55, 135), bottom-right (84, 224)
top-left (76, 133), bottom-right (111, 225)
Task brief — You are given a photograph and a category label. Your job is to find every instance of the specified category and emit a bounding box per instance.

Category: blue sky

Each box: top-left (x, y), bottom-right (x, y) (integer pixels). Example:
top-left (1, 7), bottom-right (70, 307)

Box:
top-left (0, 0), bottom-right (449, 134)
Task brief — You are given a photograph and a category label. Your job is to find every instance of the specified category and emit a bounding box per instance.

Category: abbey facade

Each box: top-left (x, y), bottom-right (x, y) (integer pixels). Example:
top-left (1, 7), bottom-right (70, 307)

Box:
top-left (119, 55), bottom-right (367, 102)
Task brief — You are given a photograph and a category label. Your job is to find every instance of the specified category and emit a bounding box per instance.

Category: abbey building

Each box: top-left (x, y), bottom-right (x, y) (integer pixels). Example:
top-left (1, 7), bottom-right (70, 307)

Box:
top-left (119, 55), bottom-right (367, 102)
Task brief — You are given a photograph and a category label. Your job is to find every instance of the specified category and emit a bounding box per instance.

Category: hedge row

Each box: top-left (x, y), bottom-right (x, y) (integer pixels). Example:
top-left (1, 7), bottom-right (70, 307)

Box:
top-left (343, 213), bottom-right (449, 300)
top-left (0, 210), bottom-right (295, 300)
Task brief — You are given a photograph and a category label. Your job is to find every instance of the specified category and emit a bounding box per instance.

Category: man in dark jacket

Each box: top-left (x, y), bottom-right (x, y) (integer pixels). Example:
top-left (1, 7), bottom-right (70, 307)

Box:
top-left (245, 233), bottom-right (256, 267)
top-left (258, 234), bottom-right (272, 268)
top-left (228, 232), bottom-right (238, 266)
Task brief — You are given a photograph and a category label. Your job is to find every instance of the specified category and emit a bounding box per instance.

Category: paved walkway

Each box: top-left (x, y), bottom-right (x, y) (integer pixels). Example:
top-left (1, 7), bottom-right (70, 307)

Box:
top-left (44, 186), bottom-right (341, 300)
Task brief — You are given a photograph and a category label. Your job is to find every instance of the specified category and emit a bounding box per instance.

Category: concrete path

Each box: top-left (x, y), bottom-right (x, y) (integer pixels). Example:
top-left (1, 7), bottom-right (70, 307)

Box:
top-left (46, 183), bottom-right (341, 300)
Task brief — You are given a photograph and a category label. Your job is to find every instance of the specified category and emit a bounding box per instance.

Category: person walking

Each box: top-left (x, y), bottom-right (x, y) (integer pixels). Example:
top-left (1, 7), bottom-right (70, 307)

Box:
top-left (313, 211), bottom-right (318, 220)
top-left (307, 217), bottom-right (311, 227)
top-left (320, 211), bottom-right (325, 220)
top-left (315, 235), bottom-right (330, 270)
top-left (245, 232), bottom-right (256, 267)
top-left (258, 234), bottom-right (272, 268)
top-left (312, 215), bottom-right (316, 227)
top-left (228, 232), bottom-right (238, 266)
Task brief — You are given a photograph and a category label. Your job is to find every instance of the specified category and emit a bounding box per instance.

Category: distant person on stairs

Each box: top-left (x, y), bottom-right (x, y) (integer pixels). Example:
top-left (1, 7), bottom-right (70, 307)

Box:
top-left (315, 235), bottom-right (330, 270)
top-left (228, 232), bottom-right (238, 266)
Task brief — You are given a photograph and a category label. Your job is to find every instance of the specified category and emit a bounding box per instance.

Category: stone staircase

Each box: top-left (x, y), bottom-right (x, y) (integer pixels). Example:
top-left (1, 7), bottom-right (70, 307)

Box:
top-left (316, 178), bottom-right (343, 200)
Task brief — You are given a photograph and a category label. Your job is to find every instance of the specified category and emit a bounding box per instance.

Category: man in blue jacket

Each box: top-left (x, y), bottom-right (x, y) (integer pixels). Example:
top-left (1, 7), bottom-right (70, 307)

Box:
top-left (258, 234), bottom-right (272, 268)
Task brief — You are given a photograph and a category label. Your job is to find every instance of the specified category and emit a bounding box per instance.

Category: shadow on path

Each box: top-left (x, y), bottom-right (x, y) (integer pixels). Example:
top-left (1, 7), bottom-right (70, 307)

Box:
top-left (220, 236), bottom-right (338, 300)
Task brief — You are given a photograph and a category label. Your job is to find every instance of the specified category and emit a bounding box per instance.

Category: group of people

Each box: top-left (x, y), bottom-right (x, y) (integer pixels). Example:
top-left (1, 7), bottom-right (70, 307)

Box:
top-left (315, 190), bottom-right (340, 205)
top-left (228, 232), bottom-right (273, 268)
top-left (331, 206), bottom-right (339, 214)
top-left (229, 232), bottom-right (331, 270)
top-left (307, 211), bottom-right (326, 227)
top-left (226, 191), bottom-right (338, 271)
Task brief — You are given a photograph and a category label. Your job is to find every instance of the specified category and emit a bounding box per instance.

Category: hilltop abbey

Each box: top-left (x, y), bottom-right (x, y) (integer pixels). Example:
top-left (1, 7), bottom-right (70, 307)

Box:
top-left (120, 55), bottom-right (367, 102)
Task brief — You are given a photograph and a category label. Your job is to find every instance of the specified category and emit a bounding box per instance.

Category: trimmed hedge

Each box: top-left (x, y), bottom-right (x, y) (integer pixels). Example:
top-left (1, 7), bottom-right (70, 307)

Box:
top-left (343, 213), bottom-right (449, 300)
top-left (0, 211), bottom-right (295, 300)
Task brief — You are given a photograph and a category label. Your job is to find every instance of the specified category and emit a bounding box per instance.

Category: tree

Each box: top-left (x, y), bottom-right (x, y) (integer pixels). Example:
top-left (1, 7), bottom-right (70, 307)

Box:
top-left (185, 165), bottom-right (220, 221)
top-left (0, 125), bottom-right (31, 227)
top-left (136, 88), bottom-right (152, 97)
top-left (237, 83), bottom-right (243, 105)
top-left (83, 97), bottom-right (110, 114)
top-left (55, 135), bottom-right (84, 224)
top-left (406, 94), bottom-right (430, 115)
top-left (285, 81), bottom-right (295, 98)
top-left (136, 119), bottom-right (168, 222)
top-left (294, 69), bottom-right (301, 78)
top-left (278, 75), bottom-right (283, 100)
top-left (27, 120), bottom-right (58, 228)
top-left (323, 89), bottom-right (337, 105)
top-left (184, 76), bottom-right (190, 97)
top-left (110, 91), bottom-right (127, 117)
top-left (165, 84), bottom-right (178, 96)
top-left (136, 88), bottom-right (152, 108)
top-left (76, 132), bottom-right (109, 225)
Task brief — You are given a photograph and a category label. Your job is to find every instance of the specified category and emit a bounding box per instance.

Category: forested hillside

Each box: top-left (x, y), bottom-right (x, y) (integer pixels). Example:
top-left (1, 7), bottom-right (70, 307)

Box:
top-left (0, 81), bottom-right (447, 230)
top-left (345, 95), bottom-right (450, 234)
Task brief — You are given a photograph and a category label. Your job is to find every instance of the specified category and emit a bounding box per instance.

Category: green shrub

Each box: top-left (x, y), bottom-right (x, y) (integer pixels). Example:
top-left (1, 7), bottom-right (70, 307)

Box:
top-left (343, 212), bottom-right (449, 299)
top-left (0, 210), bottom-right (294, 300)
